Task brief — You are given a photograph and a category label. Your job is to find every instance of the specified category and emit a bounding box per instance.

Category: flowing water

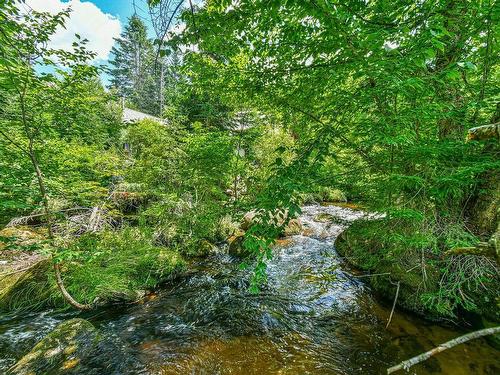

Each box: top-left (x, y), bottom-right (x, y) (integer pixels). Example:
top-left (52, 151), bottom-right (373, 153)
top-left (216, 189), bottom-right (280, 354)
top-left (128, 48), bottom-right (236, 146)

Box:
top-left (1, 205), bottom-right (499, 374)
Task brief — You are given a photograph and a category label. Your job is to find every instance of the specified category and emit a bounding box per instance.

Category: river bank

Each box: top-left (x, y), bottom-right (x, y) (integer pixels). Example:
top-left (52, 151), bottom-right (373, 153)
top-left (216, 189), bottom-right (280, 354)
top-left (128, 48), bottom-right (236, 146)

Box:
top-left (1, 204), bottom-right (499, 374)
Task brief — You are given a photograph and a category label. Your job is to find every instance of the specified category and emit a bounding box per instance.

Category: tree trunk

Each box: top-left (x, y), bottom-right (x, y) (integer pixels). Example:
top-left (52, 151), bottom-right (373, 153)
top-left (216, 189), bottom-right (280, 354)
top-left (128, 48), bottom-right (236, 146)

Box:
top-left (26, 131), bottom-right (93, 310)
top-left (53, 263), bottom-right (93, 310)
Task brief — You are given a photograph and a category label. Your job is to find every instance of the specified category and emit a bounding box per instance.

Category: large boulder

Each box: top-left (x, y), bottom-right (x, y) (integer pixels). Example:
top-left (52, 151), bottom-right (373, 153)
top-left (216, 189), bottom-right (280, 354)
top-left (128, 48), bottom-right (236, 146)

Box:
top-left (0, 226), bottom-right (52, 311)
top-left (9, 319), bottom-right (101, 375)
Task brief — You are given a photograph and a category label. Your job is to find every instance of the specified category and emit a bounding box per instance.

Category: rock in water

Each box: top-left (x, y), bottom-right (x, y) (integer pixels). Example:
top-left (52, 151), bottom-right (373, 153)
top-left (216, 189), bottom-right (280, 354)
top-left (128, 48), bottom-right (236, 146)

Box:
top-left (9, 319), bottom-right (100, 375)
top-left (284, 218), bottom-right (302, 236)
top-left (228, 233), bottom-right (249, 257)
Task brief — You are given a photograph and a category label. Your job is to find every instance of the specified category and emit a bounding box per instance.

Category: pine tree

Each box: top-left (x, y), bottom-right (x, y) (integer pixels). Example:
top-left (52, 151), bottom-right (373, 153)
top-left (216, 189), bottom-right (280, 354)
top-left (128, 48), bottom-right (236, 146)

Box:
top-left (109, 15), bottom-right (156, 115)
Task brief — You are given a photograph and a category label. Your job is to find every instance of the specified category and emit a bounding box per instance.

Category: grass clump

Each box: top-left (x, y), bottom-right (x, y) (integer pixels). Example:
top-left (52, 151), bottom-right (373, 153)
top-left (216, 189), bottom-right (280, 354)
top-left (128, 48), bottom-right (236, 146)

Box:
top-left (55, 227), bottom-right (185, 306)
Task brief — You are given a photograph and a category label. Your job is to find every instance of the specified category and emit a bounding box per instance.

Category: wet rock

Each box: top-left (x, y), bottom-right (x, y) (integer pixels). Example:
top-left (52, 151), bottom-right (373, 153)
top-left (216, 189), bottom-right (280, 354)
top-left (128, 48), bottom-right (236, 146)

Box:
top-left (313, 213), bottom-right (333, 223)
top-left (468, 171), bottom-right (499, 237)
top-left (228, 233), bottom-right (251, 257)
top-left (9, 318), bottom-right (101, 375)
top-left (102, 289), bottom-right (147, 304)
top-left (284, 218), bottom-right (302, 236)
top-left (198, 240), bottom-right (219, 256)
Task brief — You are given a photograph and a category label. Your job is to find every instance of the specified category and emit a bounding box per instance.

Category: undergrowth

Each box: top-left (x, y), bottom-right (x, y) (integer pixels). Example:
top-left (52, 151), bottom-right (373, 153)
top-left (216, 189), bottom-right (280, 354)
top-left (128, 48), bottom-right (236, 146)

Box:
top-left (54, 227), bottom-right (185, 306)
top-left (337, 214), bottom-right (499, 321)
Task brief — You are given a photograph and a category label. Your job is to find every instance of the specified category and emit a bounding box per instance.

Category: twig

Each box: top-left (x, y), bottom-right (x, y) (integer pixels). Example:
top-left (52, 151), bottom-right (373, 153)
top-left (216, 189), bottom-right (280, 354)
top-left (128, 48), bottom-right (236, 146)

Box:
top-left (387, 326), bottom-right (500, 374)
top-left (0, 265), bottom-right (38, 279)
top-left (353, 272), bottom-right (391, 278)
top-left (386, 281), bottom-right (400, 329)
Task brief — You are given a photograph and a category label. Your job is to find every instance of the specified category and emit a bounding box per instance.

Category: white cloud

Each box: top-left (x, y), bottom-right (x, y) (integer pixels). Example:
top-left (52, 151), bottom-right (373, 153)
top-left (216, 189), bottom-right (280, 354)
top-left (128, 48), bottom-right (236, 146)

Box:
top-left (25, 0), bottom-right (121, 62)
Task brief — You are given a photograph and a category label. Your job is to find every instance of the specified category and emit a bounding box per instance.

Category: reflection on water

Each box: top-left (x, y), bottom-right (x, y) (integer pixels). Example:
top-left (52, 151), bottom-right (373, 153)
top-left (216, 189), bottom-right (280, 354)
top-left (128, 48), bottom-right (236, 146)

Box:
top-left (1, 205), bottom-right (498, 374)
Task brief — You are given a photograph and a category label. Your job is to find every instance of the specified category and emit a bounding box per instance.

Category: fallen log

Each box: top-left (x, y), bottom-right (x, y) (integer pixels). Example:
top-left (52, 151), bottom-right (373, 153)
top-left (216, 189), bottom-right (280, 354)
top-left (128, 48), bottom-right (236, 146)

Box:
top-left (466, 123), bottom-right (499, 141)
top-left (387, 326), bottom-right (500, 374)
top-left (444, 242), bottom-right (495, 258)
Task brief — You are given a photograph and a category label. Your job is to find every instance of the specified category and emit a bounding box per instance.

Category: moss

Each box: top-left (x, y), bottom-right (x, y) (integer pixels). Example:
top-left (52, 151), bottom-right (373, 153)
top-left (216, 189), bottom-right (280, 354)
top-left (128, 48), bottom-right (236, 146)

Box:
top-left (299, 187), bottom-right (347, 204)
top-left (9, 319), bottom-right (100, 375)
top-left (319, 187), bottom-right (347, 203)
top-left (0, 259), bottom-right (54, 312)
top-left (1, 226), bottom-right (186, 311)
top-left (0, 226), bottom-right (54, 311)
top-left (335, 218), bottom-right (499, 322)
top-left (468, 171), bottom-right (499, 237)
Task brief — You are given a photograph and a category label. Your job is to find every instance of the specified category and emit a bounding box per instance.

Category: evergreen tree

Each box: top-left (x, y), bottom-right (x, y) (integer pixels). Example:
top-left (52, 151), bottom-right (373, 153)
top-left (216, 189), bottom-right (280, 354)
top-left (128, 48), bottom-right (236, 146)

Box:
top-left (109, 15), bottom-right (157, 115)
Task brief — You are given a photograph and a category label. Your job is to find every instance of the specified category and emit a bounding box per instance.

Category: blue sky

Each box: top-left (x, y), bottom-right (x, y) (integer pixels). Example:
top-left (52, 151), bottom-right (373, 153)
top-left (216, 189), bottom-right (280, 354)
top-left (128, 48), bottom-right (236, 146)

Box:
top-left (90, 0), bottom-right (135, 19)
top-left (26, 0), bottom-right (156, 84)
top-left (91, 0), bottom-right (155, 33)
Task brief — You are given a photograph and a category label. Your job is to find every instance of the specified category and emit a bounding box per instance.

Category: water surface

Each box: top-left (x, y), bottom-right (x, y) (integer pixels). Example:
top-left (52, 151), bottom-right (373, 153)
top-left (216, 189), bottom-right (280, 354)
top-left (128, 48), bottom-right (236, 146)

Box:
top-left (1, 205), bottom-right (498, 374)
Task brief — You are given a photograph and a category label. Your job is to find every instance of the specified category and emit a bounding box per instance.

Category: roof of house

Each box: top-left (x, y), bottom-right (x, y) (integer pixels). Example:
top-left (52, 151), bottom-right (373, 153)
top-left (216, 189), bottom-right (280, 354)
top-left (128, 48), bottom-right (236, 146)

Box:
top-left (122, 107), bottom-right (165, 124)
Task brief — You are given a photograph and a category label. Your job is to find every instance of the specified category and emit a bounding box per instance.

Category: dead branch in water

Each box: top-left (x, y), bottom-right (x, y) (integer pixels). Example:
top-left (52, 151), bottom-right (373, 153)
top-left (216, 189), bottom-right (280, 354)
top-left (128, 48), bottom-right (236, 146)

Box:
top-left (386, 281), bottom-right (400, 329)
top-left (387, 326), bottom-right (500, 374)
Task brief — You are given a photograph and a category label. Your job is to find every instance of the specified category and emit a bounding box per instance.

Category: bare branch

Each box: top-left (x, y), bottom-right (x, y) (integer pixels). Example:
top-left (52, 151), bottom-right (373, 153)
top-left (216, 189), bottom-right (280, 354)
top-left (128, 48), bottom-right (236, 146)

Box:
top-left (387, 326), bottom-right (500, 374)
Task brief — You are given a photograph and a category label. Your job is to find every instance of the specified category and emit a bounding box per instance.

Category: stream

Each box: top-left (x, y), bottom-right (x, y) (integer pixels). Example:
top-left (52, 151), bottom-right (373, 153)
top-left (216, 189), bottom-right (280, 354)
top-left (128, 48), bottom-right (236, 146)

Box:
top-left (1, 204), bottom-right (498, 374)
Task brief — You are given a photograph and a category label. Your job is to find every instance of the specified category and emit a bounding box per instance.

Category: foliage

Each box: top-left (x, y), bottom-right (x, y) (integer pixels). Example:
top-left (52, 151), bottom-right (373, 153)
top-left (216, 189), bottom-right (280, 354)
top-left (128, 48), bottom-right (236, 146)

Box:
top-left (0, 1), bottom-right (122, 224)
top-left (167, 0), bottom-right (500, 300)
top-left (1, 0), bottom-right (498, 319)
top-left (108, 15), bottom-right (178, 117)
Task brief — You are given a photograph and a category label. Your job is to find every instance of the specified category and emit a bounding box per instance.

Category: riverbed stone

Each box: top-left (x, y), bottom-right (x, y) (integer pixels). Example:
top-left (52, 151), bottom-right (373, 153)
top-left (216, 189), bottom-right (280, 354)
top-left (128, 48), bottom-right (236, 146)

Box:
top-left (9, 318), bottom-right (101, 375)
top-left (283, 218), bottom-right (302, 236)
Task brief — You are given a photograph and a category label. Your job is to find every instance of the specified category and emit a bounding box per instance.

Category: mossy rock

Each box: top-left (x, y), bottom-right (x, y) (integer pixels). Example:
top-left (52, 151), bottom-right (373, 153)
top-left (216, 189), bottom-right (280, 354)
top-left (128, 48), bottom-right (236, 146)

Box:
top-left (283, 218), bottom-right (302, 236)
top-left (335, 219), bottom-right (446, 320)
top-left (319, 187), bottom-right (347, 203)
top-left (336, 218), bottom-right (500, 322)
top-left (0, 226), bottom-right (54, 311)
top-left (9, 319), bottom-right (101, 375)
top-left (468, 171), bottom-right (499, 237)
top-left (0, 259), bottom-right (53, 312)
top-left (228, 233), bottom-right (251, 257)
top-left (198, 240), bottom-right (219, 257)
top-left (299, 188), bottom-right (347, 204)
